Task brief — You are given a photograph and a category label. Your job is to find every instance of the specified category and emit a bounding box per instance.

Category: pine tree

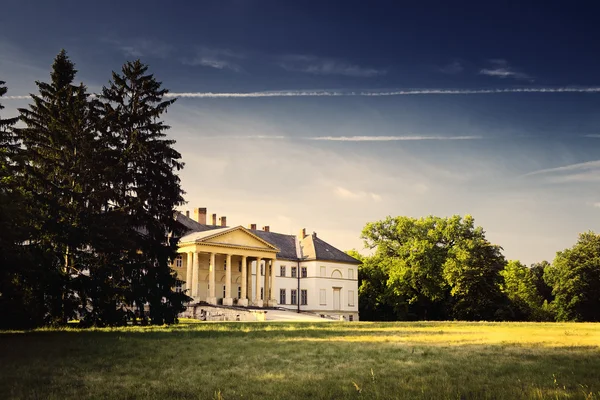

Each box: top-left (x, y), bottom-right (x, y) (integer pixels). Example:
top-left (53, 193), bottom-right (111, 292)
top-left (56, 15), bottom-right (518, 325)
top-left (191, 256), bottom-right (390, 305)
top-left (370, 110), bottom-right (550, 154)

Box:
top-left (99, 60), bottom-right (188, 324)
top-left (13, 51), bottom-right (100, 325)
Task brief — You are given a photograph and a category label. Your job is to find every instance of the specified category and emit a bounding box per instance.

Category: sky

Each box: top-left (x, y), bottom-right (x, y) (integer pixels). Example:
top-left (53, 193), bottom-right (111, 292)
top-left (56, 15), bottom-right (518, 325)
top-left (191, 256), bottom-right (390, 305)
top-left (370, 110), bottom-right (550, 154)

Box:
top-left (2, 0), bottom-right (600, 265)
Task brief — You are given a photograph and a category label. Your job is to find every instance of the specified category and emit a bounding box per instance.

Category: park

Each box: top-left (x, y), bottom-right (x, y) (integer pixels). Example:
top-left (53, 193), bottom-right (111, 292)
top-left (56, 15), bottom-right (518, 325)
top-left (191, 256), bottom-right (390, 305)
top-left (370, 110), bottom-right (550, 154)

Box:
top-left (1, 321), bottom-right (599, 399)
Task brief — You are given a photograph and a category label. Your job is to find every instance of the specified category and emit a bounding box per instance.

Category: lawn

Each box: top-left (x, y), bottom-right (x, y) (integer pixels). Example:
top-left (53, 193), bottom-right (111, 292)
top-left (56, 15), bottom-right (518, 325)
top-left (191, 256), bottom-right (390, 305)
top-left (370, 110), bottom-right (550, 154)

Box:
top-left (1, 321), bottom-right (599, 399)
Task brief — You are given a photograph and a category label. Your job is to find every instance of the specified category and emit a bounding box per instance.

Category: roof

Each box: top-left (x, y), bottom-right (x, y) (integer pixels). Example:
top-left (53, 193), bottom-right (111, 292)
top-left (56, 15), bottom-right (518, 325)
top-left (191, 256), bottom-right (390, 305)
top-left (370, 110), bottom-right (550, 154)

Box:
top-left (300, 234), bottom-right (362, 265)
top-left (174, 211), bottom-right (361, 264)
top-left (249, 229), bottom-right (298, 260)
top-left (174, 212), bottom-right (223, 234)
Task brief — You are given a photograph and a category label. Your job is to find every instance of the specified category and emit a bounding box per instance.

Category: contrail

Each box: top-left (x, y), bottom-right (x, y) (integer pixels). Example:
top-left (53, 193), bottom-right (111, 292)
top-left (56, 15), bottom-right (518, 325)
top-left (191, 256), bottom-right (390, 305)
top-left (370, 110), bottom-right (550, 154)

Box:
top-left (164, 87), bottom-right (600, 98)
top-left (4, 87), bottom-right (600, 100)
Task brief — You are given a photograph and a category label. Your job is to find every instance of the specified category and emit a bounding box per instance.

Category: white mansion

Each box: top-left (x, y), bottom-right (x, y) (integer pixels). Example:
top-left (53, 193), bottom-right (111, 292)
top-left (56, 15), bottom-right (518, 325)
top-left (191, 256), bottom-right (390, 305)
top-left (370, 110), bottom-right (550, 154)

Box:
top-left (171, 208), bottom-right (360, 321)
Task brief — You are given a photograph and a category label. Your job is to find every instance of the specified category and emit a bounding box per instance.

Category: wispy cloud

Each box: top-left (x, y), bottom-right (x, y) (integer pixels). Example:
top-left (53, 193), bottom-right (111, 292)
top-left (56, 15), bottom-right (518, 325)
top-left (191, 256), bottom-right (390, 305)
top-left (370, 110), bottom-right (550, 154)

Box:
top-left (161, 87), bottom-right (600, 98)
top-left (439, 60), bottom-right (464, 74)
top-left (334, 186), bottom-right (382, 201)
top-left (593, 202), bottom-right (600, 208)
top-left (279, 55), bottom-right (386, 78)
top-left (106, 38), bottom-right (173, 59)
top-left (480, 59), bottom-right (532, 81)
top-left (182, 47), bottom-right (244, 72)
top-left (5, 87), bottom-right (600, 101)
top-left (309, 135), bottom-right (481, 141)
top-left (524, 160), bottom-right (600, 177)
top-left (583, 134), bottom-right (600, 138)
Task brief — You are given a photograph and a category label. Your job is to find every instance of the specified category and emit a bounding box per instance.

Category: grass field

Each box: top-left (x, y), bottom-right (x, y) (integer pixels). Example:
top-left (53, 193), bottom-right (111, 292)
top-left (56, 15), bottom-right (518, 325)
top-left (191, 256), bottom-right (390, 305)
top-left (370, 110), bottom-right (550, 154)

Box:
top-left (1, 321), bottom-right (599, 399)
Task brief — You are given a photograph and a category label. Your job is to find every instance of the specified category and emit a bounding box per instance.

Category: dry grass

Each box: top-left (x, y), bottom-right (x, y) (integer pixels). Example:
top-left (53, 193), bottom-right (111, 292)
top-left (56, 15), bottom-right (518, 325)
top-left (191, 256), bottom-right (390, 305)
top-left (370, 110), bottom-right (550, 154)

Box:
top-left (1, 321), bottom-right (599, 399)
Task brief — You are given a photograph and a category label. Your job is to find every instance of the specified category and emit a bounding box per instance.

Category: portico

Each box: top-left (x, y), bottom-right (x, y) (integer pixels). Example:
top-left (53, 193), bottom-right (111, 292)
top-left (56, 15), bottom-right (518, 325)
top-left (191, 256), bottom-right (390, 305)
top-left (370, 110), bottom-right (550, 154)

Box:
top-left (176, 226), bottom-right (279, 307)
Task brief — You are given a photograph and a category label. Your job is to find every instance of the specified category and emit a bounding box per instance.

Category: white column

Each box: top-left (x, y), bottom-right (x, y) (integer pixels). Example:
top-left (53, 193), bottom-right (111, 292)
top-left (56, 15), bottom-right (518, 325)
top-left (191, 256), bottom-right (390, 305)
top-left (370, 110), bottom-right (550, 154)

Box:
top-left (239, 256), bottom-right (248, 306)
top-left (263, 258), bottom-right (270, 307)
top-left (268, 258), bottom-right (277, 307)
top-left (207, 252), bottom-right (216, 305)
top-left (254, 257), bottom-right (262, 307)
top-left (185, 252), bottom-right (193, 296)
top-left (223, 254), bottom-right (233, 306)
top-left (192, 251), bottom-right (200, 298)
top-left (246, 258), bottom-right (253, 304)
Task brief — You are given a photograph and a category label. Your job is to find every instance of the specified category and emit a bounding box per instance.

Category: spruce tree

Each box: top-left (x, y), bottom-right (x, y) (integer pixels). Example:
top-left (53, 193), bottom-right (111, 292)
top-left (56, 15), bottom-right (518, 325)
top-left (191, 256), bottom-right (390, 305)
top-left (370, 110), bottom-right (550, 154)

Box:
top-left (100, 60), bottom-right (188, 324)
top-left (13, 51), bottom-right (100, 325)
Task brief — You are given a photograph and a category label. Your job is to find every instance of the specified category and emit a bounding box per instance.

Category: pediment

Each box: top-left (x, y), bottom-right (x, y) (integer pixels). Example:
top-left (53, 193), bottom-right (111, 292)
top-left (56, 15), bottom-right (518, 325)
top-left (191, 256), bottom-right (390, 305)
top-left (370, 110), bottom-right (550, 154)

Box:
top-left (200, 227), bottom-right (278, 251)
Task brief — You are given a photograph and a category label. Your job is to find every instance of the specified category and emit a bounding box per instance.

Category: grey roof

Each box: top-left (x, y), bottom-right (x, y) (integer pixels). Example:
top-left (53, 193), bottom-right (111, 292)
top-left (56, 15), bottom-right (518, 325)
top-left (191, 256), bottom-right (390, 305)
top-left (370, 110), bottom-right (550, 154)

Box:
top-left (175, 211), bottom-right (360, 264)
top-left (249, 229), bottom-right (299, 260)
top-left (174, 212), bottom-right (223, 234)
top-left (300, 235), bottom-right (361, 265)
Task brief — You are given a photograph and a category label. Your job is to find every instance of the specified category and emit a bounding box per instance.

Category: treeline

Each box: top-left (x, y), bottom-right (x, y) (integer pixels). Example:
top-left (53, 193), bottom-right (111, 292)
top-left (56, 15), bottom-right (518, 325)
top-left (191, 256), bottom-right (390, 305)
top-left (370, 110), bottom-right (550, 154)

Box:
top-left (0, 50), bottom-right (189, 329)
top-left (353, 215), bottom-right (600, 322)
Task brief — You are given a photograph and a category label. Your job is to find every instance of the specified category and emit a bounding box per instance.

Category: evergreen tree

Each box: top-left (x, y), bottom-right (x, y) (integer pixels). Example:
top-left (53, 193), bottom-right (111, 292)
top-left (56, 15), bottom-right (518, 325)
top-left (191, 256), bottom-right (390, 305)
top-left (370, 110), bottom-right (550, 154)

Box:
top-left (99, 60), bottom-right (188, 324)
top-left (13, 50), bottom-right (99, 325)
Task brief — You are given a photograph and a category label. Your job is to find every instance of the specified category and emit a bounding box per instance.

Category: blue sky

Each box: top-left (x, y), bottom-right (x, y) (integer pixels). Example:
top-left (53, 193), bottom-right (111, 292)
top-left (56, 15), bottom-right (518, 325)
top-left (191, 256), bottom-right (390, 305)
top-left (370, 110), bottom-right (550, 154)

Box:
top-left (2, 0), bottom-right (600, 264)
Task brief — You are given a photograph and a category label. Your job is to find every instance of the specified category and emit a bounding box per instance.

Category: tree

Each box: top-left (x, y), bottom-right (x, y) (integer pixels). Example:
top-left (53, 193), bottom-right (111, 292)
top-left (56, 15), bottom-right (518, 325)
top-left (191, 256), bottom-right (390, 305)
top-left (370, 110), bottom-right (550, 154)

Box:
top-left (547, 232), bottom-right (600, 322)
top-left (361, 215), bottom-right (510, 321)
top-left (99, 60), bottom-right (188, 324)
top-left (13, 50), bottom-right (100, 325)
top-left (530, 260), bottom-right (554, 303)
top-left (500, 260), bottom-right (553, 321)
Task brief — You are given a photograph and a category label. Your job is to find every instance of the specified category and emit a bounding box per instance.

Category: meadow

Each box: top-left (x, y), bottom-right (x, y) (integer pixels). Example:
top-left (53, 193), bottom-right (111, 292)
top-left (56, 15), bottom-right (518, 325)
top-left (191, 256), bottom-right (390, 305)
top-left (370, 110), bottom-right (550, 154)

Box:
top-left (1, 321), bottom-right (599, 399)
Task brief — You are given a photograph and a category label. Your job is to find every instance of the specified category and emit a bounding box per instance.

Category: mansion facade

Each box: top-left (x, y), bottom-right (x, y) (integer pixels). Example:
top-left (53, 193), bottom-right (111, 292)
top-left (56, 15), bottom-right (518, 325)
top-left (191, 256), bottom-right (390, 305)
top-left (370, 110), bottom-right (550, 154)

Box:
top-left (171, 208), bottom-right (361, 321)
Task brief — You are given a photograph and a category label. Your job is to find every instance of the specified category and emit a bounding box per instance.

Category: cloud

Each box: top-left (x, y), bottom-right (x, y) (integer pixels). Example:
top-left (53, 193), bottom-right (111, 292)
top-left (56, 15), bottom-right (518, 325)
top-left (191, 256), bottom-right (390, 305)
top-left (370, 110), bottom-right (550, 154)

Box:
top-left (334, 186), bottom-right (382, 201)
top-left (479, 59), bottom-right (532, 81)
top-left (524, 160), bottom-right (600, 177)
top-left (161, 86), bottom-right (600, 98)
top-left (182, 47), bottom-right (244, 72)
top-left (593, 202), bottom-right (600, 208)
top-left (107, 38), bottom-right (173, 59)
top-left (583, 134), bottom-right (600, 138)
top-left (5, 86), bottom-right (600, 101)
top-left (279, 55), bottom-right (386, 78)
top-left (524, 160), bottom-right (600, 183)
top-left (439, 60), bottom-right (464, 74)
top-left (309, 135), bottom-right (481, 141)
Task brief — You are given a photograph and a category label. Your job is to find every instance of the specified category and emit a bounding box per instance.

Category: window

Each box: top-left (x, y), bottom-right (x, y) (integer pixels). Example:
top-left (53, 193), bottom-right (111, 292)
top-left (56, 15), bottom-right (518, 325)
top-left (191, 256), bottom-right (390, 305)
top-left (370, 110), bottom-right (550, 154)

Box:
top-left (237, 286), bottom-right (242, 299)
top-left (261, 287), bottom-right (264, 300)
top-left (280, 289), bottom-right (286, 304)
top-left (261, 263), bottom-right (264, 276)
top-left (291, 266), bottom-right (297, 278)
top-left (280, 265), bottom-right (286, 277)
top-left (175, 255), bottom-right (183, 268)
top-left (291, 289), bottom-right (297, 305)
top-left (223, 259), bottom-right (227, 270)
top-left (319, 289), bottom-right (326, 305)
top-left (349, 269), bottom-right (354, 280)
top-left (301, 267), bottom-right (307, 278)
top-left (238, 260), bottom-right (242, 272)
top-left (175, 282), bottom-right (182, 293)
top-left (348, 290), bottom-right (355, 306)
top-left (301, 289), bottom-right (308, 305)
top-left (320, 266), bottom-right (326, 277)
top-left (222, 285), bottom-right (226, 298)
top-left (349, 315), bottom-right (354, 322)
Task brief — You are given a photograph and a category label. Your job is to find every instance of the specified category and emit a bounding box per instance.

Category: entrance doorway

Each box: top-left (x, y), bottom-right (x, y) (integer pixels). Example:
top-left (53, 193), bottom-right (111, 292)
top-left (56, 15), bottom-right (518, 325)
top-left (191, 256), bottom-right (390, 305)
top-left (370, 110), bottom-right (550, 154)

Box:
top-left (333, 288), bottom-right (341, 310)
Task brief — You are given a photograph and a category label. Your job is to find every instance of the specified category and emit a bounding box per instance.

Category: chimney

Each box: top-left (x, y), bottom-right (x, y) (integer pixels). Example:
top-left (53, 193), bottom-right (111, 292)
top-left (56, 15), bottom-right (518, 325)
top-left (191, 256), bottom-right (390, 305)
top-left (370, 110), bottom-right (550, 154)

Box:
top-left (193, 207), bottom-right (207, 224)
top-left (298, 228), bottom-right (306, 239)
top-left (263, 226), bottom-right (270, 232)
top-left (220, 216), bottom-right (227, 227)
top-left (185, 210), bottom-right (190, 218)
top-left (212, 213), bottom-right (217, 225)
top-left (312, 231), bottom-right (317, 238)
top-left (249, 223), bottom-right (257, 230)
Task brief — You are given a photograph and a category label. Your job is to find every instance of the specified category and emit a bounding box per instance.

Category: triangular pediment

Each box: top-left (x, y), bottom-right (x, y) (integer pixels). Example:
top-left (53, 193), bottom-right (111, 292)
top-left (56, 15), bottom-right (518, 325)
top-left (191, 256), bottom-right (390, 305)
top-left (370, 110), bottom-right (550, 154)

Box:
top-left (199, 226), bottom-right (279, 251)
